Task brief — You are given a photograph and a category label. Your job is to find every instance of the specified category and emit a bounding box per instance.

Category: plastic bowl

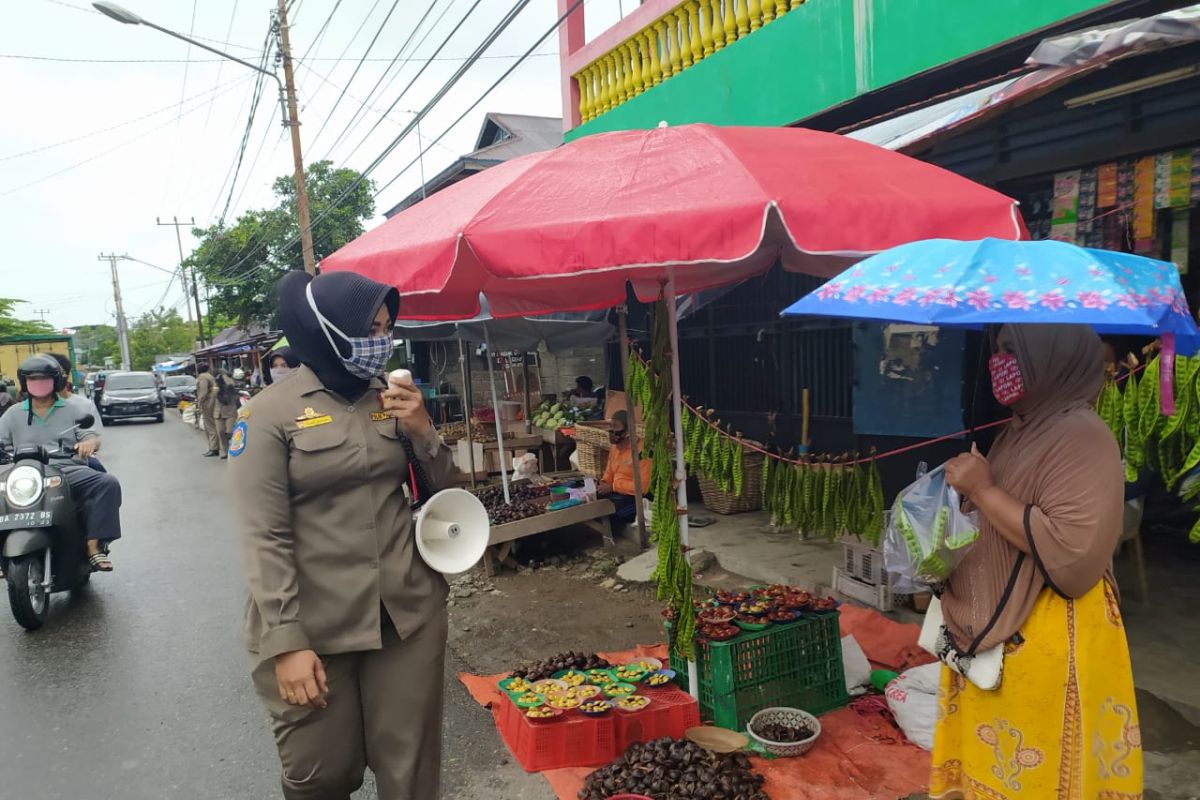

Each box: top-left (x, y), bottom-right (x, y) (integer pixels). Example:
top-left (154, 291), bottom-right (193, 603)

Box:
top-left (602, 682), bottom-right (638, 698)
top-left (735, 618), bottom-right (771, 632)
top-left (746, 707), bottom-right (822, 758)
top-left (524, 706), bottom-right (564, 723)
top-left (514, 692), bottom-right (546, 709)
top-left (611, 664), bottom-right (647, 683)
top-left (498, 676), bottom-right (534, 695)
top-left (579, 700), bottom-right (615, 717)
top-left (551, 669), bottom-right (588, 687)
top-left (628, 657), bottom-right (663, 672)
top-left (613, 694), bottom-right (652, 713)
top-left (641, 669), bottom-right (677, 690)
top-left (585, 669), bottom-right (617, 686)
top-left (531, 678), bottom-right (569, 695)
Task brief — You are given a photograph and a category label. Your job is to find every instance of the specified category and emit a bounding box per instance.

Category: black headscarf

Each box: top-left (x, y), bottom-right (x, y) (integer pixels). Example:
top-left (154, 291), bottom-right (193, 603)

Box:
top-left (262, 346), bottom-right (301, 385)
top-left (275, 270), bottom-right (399, 400)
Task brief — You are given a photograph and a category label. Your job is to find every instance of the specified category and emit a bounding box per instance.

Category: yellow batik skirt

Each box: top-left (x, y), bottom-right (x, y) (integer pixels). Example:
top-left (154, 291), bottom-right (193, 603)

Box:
top-left (930, 581), bottom-right (1143, 799)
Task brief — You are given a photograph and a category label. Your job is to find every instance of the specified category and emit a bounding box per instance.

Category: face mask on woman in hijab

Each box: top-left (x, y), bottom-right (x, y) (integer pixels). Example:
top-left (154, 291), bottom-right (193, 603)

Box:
top-left (306, 283), bottom-right (393, 379)
top-left (265, 347), bottom-right (300, 385)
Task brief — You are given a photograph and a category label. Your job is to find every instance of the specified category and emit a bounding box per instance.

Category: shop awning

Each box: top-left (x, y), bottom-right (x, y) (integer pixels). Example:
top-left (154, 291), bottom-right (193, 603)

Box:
top-left (845, 2), bottom-right (1200, 155)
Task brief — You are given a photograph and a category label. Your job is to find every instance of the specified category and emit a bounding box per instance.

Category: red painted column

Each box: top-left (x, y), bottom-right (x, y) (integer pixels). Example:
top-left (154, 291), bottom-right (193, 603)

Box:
top-left (558, 0), bottom-right (586, 132)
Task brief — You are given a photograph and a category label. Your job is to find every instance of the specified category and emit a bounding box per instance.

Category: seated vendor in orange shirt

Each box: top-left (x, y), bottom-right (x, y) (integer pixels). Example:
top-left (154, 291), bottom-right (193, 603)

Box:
top-left (598, 410), bottom-right (652, 525)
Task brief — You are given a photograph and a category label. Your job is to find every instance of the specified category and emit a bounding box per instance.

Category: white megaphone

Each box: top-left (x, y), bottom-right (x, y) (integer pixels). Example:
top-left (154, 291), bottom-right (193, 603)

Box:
top-left (414, 488), bottom-right (490, 575)
top-left (389, 369), bottom-right (490, 574)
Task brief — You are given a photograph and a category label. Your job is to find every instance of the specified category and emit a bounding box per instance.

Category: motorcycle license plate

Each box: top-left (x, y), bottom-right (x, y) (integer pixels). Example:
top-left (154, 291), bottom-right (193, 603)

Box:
top-left (0, 511), bottom-right (52, 530)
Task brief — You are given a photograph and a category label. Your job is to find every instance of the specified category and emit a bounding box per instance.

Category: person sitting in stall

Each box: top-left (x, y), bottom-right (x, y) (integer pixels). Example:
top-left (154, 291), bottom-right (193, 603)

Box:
top-left (570, 375), bottom-right (597, 400)
top-left (597, 410), bottom-right (652, 526)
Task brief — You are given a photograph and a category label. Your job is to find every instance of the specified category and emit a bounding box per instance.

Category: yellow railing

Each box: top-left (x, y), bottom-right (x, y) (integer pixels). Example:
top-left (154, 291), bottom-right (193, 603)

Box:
top-left (573, 0), bottom-right (806, 123)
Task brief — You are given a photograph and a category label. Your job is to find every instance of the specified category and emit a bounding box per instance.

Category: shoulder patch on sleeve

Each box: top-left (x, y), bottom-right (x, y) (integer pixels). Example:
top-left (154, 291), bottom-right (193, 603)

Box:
top-left (229, 420), bottom-right (248, 457)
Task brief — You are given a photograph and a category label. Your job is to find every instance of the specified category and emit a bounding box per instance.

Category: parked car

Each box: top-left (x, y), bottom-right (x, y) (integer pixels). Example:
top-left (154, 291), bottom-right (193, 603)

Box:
top-left (84, 371), bottom-right (98, 397)
top-left (97, 371), bottom-right (164, 424)
top-left (160, 375), bottom-right (197, 408)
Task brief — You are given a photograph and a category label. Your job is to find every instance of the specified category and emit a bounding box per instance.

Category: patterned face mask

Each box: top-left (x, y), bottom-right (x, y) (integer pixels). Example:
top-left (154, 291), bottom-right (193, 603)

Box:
top-left (988, 353), bottom-right (1026, 406)
top-left (306, 284), bottom-right (393, 380)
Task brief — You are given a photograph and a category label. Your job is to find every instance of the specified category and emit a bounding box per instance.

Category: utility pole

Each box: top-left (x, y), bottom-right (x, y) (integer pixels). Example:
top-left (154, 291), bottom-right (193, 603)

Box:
top-left (98, 253), bottom-right (132, 371)
top-left (33, 309), bottom-right (50, 324)
top-left (156, 216), bottom-right (206, 347)
top-left (276, 0), bottom-right (315, 275)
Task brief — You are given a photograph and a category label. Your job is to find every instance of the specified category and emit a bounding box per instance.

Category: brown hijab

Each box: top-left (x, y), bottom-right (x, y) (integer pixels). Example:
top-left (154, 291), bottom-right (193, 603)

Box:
top-left (940, 324), bottom-right (1123, 653)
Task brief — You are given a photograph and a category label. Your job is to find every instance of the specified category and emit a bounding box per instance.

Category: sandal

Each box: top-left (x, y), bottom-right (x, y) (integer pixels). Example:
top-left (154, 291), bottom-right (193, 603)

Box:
top-left (89, 552), bottom-right (114, 572)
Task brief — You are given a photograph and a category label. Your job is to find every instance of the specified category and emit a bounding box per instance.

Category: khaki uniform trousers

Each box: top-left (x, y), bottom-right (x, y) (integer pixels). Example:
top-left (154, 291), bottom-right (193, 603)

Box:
top-left (200, 403), bottom-right (219, 453)
top-left (251, 610), bottom-right (447, 800)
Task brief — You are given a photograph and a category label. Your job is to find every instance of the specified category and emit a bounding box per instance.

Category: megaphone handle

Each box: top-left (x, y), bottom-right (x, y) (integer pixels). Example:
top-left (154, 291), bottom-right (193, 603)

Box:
top-left (397, 419), bottom-right (436, 510)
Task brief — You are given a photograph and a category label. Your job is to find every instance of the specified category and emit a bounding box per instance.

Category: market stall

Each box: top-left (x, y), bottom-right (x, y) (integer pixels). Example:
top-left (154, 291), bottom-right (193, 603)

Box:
top-left (470, 482), bottom-right (616, 576)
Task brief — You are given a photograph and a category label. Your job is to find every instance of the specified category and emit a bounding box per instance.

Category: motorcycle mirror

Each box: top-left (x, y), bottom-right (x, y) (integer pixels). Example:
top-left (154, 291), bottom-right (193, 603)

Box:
top-left (77, 414), bottom-right (95, 430)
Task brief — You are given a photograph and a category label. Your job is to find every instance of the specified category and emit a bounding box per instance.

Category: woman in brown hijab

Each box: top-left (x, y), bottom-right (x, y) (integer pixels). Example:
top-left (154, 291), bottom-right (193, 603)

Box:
top-left (931, 324), bottom-right (1143, 799)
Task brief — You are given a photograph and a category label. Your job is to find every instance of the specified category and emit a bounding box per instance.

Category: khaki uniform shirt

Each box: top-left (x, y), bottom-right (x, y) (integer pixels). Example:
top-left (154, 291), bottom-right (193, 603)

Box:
top-left (195, 372), bottom-right (217, 412)
top-left (229, 365), bottom-right (455, 661)
top-left (213, 372), bottom-right (240, 420)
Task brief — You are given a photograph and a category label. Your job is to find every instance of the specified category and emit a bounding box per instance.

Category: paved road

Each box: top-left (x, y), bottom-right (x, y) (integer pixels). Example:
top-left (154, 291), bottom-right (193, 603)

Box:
top-left (0, 413), bottom-right (544, 800)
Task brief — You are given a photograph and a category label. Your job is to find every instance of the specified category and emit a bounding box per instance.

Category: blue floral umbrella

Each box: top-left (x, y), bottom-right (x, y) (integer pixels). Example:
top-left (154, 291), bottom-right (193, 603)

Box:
top-left (782, 238), bottom-right (1200, 412)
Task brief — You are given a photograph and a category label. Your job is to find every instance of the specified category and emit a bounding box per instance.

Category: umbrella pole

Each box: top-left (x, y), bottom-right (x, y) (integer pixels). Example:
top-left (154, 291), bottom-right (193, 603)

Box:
top-left (483, 324), bottom-right (511, 505)
top-left (618, 307), bottom-right (649, 549)
top-left (665, 270), bottom-right (699, 700)
top-left (459, 338), bottom-right (477, 488)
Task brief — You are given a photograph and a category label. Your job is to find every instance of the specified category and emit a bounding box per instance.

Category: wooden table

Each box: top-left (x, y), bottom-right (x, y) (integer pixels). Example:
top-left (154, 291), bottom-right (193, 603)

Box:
top-left (482, 498), bottom-right (616, 576)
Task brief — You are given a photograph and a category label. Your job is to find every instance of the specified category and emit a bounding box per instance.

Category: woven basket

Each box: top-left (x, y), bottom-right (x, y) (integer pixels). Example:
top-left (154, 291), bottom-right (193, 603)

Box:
top-left (747, 707), bottom-right (822, 758)
top-left (697, 449), bottom-right (764, 515)
top-left (576, 441), bottom-right (610, 478)
top-left (574, 420), bottom-right (648, 450)
top-left (574, 421), bottom-right (614, 449)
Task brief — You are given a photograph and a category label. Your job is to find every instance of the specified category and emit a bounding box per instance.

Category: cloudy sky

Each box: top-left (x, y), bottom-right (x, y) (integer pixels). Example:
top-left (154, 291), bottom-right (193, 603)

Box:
top-left (1, 0), bottom-right (625, 332)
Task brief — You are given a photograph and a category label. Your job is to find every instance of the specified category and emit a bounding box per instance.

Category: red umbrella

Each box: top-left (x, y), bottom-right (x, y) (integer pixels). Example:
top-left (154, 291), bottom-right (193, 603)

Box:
top-left (322, 124), bottom-right (1026, 319)
top-left (324, 124), bottom-right (1027, 697)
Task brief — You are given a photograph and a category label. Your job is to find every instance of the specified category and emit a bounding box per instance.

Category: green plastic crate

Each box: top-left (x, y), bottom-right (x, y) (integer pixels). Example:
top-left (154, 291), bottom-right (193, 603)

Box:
top-left (667, 611), bottom-right (848, 731)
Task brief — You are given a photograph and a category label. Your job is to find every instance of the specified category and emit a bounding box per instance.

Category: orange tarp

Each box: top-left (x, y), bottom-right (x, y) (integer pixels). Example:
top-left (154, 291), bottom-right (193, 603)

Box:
top-left (458, 610), bottom-right (934, 800)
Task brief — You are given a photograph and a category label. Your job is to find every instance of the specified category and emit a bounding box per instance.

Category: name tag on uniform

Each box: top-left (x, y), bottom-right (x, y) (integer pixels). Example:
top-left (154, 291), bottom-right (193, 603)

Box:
top-left (296, 415), bottom-right (333, 429)
top-left (370, 411), bottom-right (391, 422)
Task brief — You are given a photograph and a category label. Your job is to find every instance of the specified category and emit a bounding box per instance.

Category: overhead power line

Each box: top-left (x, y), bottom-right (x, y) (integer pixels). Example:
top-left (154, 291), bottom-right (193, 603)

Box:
top-left (335, 0), bottom-right (488, 167)
top-left (216, 0), bottom-right (554, 283)
top-left (0, 74), bottom-right (249, 162)
top-left (0, 76), bottom-right (249, 198)
top-left (306, 0), bottom-right (403, 151)
top-left (0, 52), bottom-right (558, 64)
top-left (320, 0), bottom-right (443, 161)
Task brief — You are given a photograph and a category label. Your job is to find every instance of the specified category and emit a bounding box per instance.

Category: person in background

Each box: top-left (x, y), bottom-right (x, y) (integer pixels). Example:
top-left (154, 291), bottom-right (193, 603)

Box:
top-left (933, 324), bottom-right (1141, 798)
top-left (0, 381), bottom-right (15, 417)
top-left (49, 353), bottom-right (106, 470)
top-left (0, 355), bottom-right (121, 571)
top-left (214, 367), bottom-right (240, 459)
top-left (232, 270), bottom-right (456, 800)
top-left (196, 363), bottom-right (220, 457)
top-left (597, 410), bottom-right (652, 526)
top-left (262, 346), bottom-right (300, 386)
top-left (571, 375), bottom-right (596, 400)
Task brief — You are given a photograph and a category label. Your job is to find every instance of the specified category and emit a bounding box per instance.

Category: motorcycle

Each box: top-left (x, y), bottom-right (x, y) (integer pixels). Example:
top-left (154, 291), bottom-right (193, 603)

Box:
top-left (0, 415), bottom-right (97, 630)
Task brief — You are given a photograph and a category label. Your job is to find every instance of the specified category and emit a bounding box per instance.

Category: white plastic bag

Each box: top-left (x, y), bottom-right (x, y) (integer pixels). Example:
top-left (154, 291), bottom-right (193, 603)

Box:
top-left (510, 452), bottom-right (540, 483)
top-left (884, 464), bottom-right (979, 593)
top-left (885, 662), bottom-right (942, 750)
top-left (841, 635), bottom-right (872, 695)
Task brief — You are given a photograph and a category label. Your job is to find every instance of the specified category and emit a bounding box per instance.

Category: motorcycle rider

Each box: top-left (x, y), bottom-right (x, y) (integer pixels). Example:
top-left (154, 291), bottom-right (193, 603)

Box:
top-left (0, 355), bottom-right (122, 571)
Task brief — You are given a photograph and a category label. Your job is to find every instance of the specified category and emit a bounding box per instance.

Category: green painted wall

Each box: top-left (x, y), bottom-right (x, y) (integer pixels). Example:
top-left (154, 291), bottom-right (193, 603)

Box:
top-left (565, 0), bottom-right (1110, 141)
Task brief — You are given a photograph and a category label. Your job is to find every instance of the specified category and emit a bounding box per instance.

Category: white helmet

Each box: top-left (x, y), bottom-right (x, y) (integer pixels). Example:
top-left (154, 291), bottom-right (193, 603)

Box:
top-left (232, 368), bottom-right (246, 381)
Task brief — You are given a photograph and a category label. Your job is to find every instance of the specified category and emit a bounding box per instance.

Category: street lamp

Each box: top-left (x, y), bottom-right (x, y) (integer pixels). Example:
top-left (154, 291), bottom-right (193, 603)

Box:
top-left (92, 1), bottom-right (316, 275)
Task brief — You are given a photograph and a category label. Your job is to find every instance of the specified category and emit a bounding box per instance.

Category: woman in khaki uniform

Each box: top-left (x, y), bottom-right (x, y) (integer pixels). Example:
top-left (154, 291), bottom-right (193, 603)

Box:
top-left (230, 271), bottom-right (456, 800)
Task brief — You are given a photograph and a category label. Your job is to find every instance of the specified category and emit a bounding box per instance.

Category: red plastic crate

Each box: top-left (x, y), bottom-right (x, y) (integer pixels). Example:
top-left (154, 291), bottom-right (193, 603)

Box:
top-left (495, 688), bottom-right (700, 772)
